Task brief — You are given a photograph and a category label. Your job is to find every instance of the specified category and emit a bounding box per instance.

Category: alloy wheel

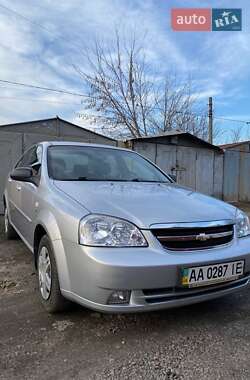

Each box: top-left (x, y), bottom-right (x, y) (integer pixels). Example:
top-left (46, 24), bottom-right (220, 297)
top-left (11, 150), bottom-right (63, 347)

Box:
top-left (38, 247), bottom-right (52, 300)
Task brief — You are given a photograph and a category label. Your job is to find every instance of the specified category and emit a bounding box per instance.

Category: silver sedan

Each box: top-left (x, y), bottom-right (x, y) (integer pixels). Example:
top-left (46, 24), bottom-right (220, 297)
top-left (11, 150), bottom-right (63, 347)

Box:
top-left (3, 142), bottom-right (250, 313)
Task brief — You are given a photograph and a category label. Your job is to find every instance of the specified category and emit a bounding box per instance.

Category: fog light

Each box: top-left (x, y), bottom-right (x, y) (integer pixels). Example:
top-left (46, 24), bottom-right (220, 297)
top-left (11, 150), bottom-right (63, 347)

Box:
top-left (107, 290), bottom-right (131, 305)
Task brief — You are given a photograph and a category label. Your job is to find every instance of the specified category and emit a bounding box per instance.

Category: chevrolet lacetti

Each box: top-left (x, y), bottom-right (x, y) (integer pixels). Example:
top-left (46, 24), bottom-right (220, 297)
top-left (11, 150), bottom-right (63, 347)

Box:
top-left (3, 141), bottom-right (250, 313)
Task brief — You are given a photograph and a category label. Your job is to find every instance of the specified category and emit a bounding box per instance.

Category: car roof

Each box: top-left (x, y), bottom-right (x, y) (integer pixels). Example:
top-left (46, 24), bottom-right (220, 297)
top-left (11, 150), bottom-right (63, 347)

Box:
top-left (41, 141), bottom-right (130, 152)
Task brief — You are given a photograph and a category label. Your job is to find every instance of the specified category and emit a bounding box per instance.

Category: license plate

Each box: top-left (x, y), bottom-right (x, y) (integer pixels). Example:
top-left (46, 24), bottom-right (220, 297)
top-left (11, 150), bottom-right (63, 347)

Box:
top-left (181, 260), bottom-right (244, 288)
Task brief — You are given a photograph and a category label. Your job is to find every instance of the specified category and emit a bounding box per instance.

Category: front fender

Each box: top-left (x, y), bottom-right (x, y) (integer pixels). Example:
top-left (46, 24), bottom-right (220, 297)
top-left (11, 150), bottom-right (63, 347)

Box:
top-left (35, 208), bottom-right (62, 242)
top-left (35, 209), bottom-right (71, 292)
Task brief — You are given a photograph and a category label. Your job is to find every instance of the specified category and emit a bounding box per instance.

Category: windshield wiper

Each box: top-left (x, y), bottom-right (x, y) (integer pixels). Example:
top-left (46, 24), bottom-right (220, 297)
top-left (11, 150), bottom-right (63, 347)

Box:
top-left (55, 177), bottom-right (89, 181)
top-left (79, 178), bottom-right (132, 181)
top-left (56, 177), bottom-right (169, 182)
top-left (76, 178), bottom-right (142, 182)
top-left (63, 178), bottom-right (131, 181)
top-left (131, 178), bottom-right (168, 183)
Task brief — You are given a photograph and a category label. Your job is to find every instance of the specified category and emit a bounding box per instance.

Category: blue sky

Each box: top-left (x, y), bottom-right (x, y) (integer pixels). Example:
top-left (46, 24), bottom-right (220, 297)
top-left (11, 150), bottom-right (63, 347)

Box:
top-left (0, 0), bottom-right (249, 143)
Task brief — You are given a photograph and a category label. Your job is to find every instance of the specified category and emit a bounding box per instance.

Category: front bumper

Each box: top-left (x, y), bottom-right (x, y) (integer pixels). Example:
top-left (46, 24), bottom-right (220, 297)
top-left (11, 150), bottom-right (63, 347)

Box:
top-left (62, 276), bottom-right (250, 313)
top-left (59, 231), bottom-right (250, 313)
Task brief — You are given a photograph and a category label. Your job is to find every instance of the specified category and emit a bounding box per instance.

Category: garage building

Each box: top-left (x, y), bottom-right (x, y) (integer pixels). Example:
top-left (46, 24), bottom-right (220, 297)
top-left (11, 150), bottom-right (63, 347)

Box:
top-left (0, 116), bottom-right (117, 213)
top-left (127, 131), bottom-right (224, 199)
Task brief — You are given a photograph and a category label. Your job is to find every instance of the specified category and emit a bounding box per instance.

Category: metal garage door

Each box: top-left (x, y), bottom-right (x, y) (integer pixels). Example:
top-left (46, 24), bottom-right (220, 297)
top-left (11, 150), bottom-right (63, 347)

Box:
top-left (133, 142), bottom-right (221, 198)
top-left (195, 149), bottom-right (214, 195)
top-left (156, 145), bottom-right (177, 174)
top-left (176, 146), bottom-right (197, 188)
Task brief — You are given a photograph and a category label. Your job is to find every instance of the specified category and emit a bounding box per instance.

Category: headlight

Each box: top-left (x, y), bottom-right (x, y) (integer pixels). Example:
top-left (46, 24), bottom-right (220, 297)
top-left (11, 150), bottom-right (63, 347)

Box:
top-left (79, 214), bottom-right (147, 247)
top-left (235, 209), bottom-right (250, 238)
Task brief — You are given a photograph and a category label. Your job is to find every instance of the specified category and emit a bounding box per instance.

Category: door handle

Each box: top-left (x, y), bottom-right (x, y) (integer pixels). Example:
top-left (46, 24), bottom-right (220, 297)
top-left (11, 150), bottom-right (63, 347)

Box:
top-left (16, 185), bottom-right (22, 191)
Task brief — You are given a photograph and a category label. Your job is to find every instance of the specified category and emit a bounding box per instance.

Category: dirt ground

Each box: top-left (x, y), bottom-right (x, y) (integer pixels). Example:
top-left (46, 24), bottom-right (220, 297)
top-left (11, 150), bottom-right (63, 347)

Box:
top-left (1, 203), bottom-right (250, 379)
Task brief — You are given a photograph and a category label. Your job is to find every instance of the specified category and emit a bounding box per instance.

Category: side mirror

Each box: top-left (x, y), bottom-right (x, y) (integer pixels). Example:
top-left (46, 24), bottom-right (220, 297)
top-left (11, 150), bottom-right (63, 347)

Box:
top-left (10, 167), bottom-right (33, 182)
top-left (168, 174), bottom-right (176, 182)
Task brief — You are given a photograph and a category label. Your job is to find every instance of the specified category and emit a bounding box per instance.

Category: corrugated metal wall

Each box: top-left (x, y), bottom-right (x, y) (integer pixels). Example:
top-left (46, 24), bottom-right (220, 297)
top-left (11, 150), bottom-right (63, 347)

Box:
top-left (133, 141), bottom-right (224, 198)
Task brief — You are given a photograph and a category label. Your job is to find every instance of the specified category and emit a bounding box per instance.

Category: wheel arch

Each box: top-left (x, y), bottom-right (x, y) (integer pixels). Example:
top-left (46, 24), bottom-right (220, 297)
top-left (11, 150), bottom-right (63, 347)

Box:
top-left (33, 211), bottom-right (71, 291)
top-left (33, 224), bottom-right (48, 269)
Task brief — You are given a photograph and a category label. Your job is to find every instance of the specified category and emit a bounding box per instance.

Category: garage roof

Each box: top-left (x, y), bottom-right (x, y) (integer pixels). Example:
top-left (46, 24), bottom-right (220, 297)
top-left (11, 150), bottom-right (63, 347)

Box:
top-left (128, 131), bottom-right (222, 152)
top-left (219, 140), bottom-right (250, 149)
top-left (0, 116), bottom-right (117, 142)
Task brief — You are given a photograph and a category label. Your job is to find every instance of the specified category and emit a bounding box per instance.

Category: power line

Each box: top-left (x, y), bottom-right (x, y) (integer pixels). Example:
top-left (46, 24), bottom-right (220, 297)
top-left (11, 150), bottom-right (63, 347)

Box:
top-left (0, 80), bottom-right (206, 118)
top-left (214, 116), bottom-right (250, 125)
top-left (1, 78), bottom-right (250, 126)
top-left (0, 2), bottom-right (81, 50)
top-left (0, 79), bottom-right (89, 98)
top-left (0, 2), bottom-right (87, 88)
top-left (3, 4), bottom-right (250, 129)
top-left (0, 3), bottom-right (53, 34)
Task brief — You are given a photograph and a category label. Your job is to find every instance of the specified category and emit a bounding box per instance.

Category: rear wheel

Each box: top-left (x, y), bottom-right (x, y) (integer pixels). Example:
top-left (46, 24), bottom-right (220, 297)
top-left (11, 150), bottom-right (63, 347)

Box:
top-left (37, 235), bottom-right (70, 313)
top-left (4, 206), bottom-right (18, 240)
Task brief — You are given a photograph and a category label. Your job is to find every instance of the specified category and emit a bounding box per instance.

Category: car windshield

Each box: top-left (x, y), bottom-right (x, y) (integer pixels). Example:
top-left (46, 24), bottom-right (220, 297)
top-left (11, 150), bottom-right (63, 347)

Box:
top-left (47, 145), bottom-right (170, 183)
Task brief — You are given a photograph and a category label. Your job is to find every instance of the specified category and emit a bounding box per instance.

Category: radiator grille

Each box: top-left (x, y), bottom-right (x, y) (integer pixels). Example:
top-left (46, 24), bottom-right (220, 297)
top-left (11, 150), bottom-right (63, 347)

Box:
top-left (151, 223), bottom-right (234, 251)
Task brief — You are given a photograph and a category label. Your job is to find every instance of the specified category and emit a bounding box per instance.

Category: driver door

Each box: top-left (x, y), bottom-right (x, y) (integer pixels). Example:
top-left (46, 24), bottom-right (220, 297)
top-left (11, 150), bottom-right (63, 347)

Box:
top-left (11, 145), bottom-right (42, 245)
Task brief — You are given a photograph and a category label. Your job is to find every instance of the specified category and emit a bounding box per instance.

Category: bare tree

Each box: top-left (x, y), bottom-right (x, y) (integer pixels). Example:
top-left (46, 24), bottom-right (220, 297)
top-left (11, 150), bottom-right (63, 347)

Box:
top-left (230, 125), bottom-right (244, 143)
top-left (211, 119), bottom-right (226, 145)
top-left (76, 31), bottom-right (208, 139)
top-left (151, 77), bottom-right (208, 138)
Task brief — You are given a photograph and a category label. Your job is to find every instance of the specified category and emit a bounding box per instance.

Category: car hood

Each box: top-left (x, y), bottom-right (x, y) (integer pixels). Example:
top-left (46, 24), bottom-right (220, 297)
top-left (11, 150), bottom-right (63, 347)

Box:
top-left (54, 181), bottom-right (237, 229)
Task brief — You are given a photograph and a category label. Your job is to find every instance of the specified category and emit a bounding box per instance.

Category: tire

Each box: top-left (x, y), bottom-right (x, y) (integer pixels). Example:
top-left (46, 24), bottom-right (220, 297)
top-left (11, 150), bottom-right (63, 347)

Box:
top-left (37, 235), bottom-right (70, 313)
top-left (4, 206), bottom-right (18, 240)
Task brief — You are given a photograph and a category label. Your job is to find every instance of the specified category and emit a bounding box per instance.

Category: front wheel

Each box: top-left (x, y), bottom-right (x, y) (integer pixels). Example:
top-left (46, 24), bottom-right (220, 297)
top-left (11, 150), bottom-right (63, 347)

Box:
top-left (4, 207), bottom-right (18, 240)
top-left (37, 235), bottom-right (70, 313)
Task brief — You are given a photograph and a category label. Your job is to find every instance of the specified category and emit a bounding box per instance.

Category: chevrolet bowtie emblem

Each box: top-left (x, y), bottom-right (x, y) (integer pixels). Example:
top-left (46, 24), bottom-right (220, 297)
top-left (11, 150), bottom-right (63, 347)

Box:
top-left (196, 233), bottom-right (210, 241)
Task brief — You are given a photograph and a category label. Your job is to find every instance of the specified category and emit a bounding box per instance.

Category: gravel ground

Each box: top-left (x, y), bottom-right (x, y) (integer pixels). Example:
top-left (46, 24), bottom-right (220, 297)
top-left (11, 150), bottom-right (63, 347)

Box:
top-left (1, 204), bottom-right (250, 379)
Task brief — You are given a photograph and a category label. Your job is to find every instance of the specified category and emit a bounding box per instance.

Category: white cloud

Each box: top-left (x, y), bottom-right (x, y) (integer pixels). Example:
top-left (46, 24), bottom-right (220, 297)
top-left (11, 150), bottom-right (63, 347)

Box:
top-left (0, 0), bottom-right (249, 131)
top-left (0, 0), bottom-right (189, 125)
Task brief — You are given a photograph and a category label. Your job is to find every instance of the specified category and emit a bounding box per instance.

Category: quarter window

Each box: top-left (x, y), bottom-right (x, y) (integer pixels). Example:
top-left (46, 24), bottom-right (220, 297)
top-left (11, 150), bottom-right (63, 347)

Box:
top-left (16, 145), bottom-right (42, 168)
top-left (15, 145), bottom-right (42, 185)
